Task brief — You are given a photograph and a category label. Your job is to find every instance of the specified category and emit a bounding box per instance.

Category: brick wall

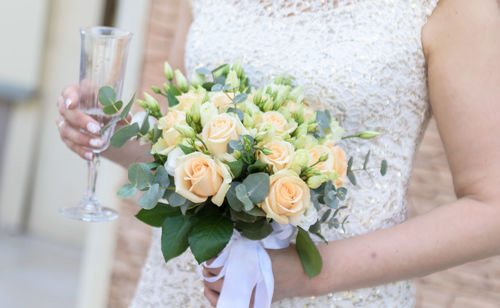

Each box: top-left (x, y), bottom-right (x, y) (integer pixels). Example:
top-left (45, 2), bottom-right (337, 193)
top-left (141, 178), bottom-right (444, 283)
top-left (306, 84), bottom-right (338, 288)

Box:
top-left (107, 2), bottom-right (500, 307)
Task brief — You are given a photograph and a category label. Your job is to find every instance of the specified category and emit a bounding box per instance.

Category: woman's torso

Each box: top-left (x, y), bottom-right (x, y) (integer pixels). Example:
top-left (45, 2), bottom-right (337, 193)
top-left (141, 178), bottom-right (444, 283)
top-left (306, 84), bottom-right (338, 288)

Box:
top-left (130, 1), bottom-right (439, 307)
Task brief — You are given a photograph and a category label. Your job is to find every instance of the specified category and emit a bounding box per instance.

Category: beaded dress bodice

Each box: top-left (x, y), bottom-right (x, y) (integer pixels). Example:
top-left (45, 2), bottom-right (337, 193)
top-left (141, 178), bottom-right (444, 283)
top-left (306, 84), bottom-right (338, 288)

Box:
top-left (130, 1), bottom-right (438, 307)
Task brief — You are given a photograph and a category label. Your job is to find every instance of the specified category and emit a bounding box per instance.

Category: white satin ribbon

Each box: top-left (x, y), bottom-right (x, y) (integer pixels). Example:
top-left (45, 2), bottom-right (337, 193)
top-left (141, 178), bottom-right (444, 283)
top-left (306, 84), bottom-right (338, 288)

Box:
top-left (200, 223), bottom-right (294, 308)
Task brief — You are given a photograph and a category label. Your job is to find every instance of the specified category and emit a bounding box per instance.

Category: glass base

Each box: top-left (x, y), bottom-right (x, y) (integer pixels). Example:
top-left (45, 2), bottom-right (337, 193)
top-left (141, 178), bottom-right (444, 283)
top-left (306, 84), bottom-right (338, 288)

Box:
top-left (59, 197), bottom-right (118, 222)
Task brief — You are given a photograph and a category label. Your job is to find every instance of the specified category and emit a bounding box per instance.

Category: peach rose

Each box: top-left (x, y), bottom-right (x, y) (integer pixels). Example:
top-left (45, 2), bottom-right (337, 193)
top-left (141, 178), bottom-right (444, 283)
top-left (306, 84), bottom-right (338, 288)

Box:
top-left (259, 139), bottom-right (294, 172)
top-left (158, 109), bottom-right (186, 131)
top-left (324, 140), bottom-right (347, 186)
top-left (259, 111), bottom-right (297, 135)
top-left (260, 170), bottom-right (310, 225)
top-left (174, 152), bottom-right (231, 206)
top-left (173, 91), bottom-right (204, 112)
top-left (307, 145), bottom-right (335, 174)
top-left (152, 109), bottom-right (187, 155)
top-left (201, 113), bottom-right (247, 156)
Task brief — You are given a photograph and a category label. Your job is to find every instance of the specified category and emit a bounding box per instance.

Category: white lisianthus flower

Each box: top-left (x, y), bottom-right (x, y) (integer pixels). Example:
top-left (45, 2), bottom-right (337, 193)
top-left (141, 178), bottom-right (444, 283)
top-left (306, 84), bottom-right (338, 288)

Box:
top-left (289, 204), bottom-right (318, 230)
top-left (165, 147), bottom-right (185, 176)
top-left (200, 102), bottom-right (219, 127)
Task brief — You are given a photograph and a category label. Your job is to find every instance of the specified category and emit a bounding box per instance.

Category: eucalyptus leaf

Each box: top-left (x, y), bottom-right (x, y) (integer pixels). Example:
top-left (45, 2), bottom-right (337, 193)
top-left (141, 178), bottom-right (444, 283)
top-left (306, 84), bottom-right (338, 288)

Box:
top-left (321, 209), bottom-right (332, 222)
top-left (117, 183), bottom-right (138, 198)
top-left (235, 184), bottom-right (253, 211)
top-left (135, 203), bottom-right (181, 227)
top-left (247, 159), bottom-right (267, 174)
top-left (120, 93), bottom-right (135, 119)
top-left (155, 165), bottom-right (170, 187)
top-left (296, 227), bottom-right (322, 278)
top-left (138, 183), bottom-right (164, 210)
top-left (161, 215), bottom-right (192, 262)
top-left (111, 123), bottom-right (140, 147)
top-left (166, 190), bottom-right (189, 207)
top-left (167, 90), bottom-right (179, 107)
top-left (226, 182), bottom-right (243, 212)
top-left (347, 171), bottom-right (357, 185)
top-left (380, 159), bottom-right (388, 176)
top-left (363, 150), bottom-right (371, 170)
top-left (336, 187), bottom-right (347, 201)
top-left (211, 84), bottom-right (223, 92)
top-left (98, 86), bottom-right (116, 106)
top-left (230, 208), bottom-right (257, 223)
top-left (195, 67), bottom-right (211, 75)
top-left (242, 173), bottom-right (270, 204)
top-left (233, 93), bottom-right (248, 103)
top-left (140, 108), bottom-right (150, 135)
top-left (128, 163), bottom-right (154, 190)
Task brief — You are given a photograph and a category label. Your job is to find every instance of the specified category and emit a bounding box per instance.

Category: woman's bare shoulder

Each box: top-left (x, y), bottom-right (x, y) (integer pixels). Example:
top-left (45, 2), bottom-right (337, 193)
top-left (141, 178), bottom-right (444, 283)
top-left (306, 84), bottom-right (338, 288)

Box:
top-left (422, 0), bottom-right (500, 59)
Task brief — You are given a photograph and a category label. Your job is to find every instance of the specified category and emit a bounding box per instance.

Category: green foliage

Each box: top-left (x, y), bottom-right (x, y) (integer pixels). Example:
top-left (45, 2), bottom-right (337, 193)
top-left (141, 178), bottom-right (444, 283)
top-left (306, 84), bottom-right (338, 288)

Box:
top-left (242, 173), bottom-right (270, 204)
top-left (380, 159), bottom-right (388, 176)
top-left (138, 183), bottom-right (165, 209)
top-left (139, 109), bottom-right (150, 135)
top-left (155, 166), bottom-right (170, 188)
top-left (188, 207), bottom-right (233, 263)
top-left (296, 227), bottom-right (322, 278)
top-left (178, 143), bottom-right (195, 154)
top-left (98, 86), bottom-right (116, 106)
top-left (111, 123), bottom-right (140, 147)
top-left (161, 215), bottom-right (192, 262)
top-left (117, 183), bottom-right (138, 198)
top-left (363, 150), bottom-right (371, 170)
top-left (226, 160), bottom-right (244, 178)
top-left (102, 100), bottom-right (123, 115)
top-left (135, 203), bottom-right (181, 227)
top-left (226, 182), bottom-right (244, 212)
top-left (128, 163), bottom-right (154, 190)
top-left (235, 184), bottom-right (254, 211)
top-left (235, 218), bottom-right (273, 240)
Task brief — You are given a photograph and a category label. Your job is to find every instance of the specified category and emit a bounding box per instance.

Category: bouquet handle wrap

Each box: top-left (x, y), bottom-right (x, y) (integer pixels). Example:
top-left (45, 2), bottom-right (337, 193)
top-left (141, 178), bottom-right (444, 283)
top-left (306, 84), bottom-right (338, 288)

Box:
top-left (200, 223), bottom-right (294, 308)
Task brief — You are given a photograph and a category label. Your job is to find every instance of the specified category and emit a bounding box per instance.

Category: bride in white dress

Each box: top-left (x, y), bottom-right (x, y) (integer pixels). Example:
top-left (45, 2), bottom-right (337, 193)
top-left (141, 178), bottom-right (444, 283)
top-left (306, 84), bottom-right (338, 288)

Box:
top-left (56, 0), bottom-right (500, 307)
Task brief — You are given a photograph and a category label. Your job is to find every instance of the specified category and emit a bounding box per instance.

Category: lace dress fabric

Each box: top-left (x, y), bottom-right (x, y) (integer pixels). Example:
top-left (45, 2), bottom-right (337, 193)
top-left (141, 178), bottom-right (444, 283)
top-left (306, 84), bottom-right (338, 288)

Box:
top-left (130, 1), bottom-right (439, 307)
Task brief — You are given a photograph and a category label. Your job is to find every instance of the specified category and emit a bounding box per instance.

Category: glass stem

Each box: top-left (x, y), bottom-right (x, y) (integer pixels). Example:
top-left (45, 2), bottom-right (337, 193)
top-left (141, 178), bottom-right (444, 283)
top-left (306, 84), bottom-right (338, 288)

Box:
top-left (86, 153), bottom-right (100, 206)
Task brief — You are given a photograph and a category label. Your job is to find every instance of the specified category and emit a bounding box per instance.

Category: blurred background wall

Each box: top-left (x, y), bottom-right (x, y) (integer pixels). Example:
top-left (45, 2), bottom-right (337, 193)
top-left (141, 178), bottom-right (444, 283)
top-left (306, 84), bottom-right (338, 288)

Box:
top-left (1, 1), bottom-right (499, 308)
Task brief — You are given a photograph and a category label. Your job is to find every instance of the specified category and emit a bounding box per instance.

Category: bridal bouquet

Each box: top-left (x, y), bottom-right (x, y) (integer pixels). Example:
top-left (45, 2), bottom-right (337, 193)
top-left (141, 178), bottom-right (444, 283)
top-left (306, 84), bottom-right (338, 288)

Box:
top-left (99, 61), bottom-right (385, 307)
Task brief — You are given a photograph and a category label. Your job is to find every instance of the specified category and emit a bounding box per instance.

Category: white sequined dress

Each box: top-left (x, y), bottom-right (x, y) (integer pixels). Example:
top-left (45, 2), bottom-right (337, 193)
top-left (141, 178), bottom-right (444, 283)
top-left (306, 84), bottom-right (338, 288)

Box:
top-left (130, 1), bottom-right (439, 307)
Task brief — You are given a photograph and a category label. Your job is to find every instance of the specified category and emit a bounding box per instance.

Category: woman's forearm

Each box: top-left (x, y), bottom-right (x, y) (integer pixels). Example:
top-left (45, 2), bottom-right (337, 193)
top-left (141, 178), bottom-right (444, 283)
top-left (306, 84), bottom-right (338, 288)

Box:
top-left (101, 138), bottom-right (151, 169)
top-left (310, 196), bottom-right (500, 295)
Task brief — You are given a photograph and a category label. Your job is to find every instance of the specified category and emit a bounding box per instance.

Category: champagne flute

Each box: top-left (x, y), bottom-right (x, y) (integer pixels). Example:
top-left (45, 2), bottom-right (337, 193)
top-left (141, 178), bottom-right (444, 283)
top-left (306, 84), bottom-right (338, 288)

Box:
top-left (59, 26), bottom-right (132, 222)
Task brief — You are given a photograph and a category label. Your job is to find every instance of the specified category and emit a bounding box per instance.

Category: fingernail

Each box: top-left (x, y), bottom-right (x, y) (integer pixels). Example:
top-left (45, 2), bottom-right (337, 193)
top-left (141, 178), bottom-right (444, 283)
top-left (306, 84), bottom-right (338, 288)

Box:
top-left (65, 98), bottom-right (72, 109)
top-left (87, 122), bottom-right (100, 134)
top-left (89, 138), bottom-right (104, 147)
top-left (84, 152), bottom-right (93, 160)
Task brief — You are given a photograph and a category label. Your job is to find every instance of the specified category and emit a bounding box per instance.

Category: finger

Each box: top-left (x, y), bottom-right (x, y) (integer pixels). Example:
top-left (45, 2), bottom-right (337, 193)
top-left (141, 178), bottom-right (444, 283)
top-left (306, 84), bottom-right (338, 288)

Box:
top-left (204, 277), bottom-right (223, 293)
top-left (58, 119), bottom-right (104, 149)
top-left (62, 138), bottom-right (94, 161)
top-left (61, 83), bottom-right (79, 109)
top-left (204, 285), bottom-right (219, 307)
top-left (204, 265), bottom-right (222, 277)
top-left (57, 100), bottom-right (101, 135)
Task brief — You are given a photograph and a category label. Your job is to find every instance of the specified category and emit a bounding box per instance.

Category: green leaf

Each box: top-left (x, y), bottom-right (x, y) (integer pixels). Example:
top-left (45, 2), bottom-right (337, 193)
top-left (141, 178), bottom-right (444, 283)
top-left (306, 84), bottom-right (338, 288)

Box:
top-left (347, 157), bottom-right (353, 173)
top-left (155, 165), bottom-right (170, 187)
top-left (363, 150), bottom-right (371, 170)
top-left (380, 159), bottom-right (388, 176)
top-left (226, 160), bottom-right (244, 178)
top-left (247, 207), bottom-right (266, 217)
top-left (235, 184), bottom-right (254, 211)
top-left (120, 93), bottom-right (135, 119)
top-left (196, 67), bottom-right (211, 75)
top-left (152, 125), bottom-right (162, 143)
top-left (167, 90), bottom-right (179, 107)
top-left (321, 209), bottom-right (332, 222)
top-left (128, 163), bottom-right (154, 190)
top-left (102, 101), bottom-right (122, 115)
top-left (296, 227), bottom-right (322, 278)
top-left (347, 170), bottom-right (357, 185)
top-left (100, 117), bottom-right (120, 135)
top-left (226, 182), bottom-right (243, 212)
top-left (242, 173), bottom-right (270, 204)
top-left (178, 143), bottom-right (195, 154)
top-left (166, 190), bottom-right (188, 207)
top-left (247, 159), bottom-right (267, 173)
top-left (235, 218), bottom-right (273, 240)
top-left (233, 93), bottom-right (247, 103)
top-left (117, 183), bottom-right (138, 198)
top-left (188, 213), bottom-right (233, 263)
top-left (161, 215), bottom-right (192, 262)
top-left (135, 203), bottom-right (181, 227)
top-left (230, 208), bottom-right (257, 223)
top-left (98, 86), bottom-right (116, 106)
top-left (324, 190), bottom-right (339, 209)
top-left (140, 108), bottom-right (150, 135)
top-left (336, 187), bottom-right (347, 201)
top-left (202, 82), bottom-right (215, 91)
top-left (138, 183), bottom-right (164, 209)
top-left (211, 84), bottom-right (223, 92)
top-left (315, 110), bottom-right (330, 130)
top-left (111, 123), bottom-right (140, 147)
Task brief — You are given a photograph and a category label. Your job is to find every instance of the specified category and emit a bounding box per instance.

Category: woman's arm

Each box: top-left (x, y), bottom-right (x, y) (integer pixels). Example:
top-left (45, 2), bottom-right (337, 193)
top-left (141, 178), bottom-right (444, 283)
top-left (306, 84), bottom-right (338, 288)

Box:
top-left (57, 2), bottom-right (193, 168)
top-left (268, 0), bottom-right (500, 300)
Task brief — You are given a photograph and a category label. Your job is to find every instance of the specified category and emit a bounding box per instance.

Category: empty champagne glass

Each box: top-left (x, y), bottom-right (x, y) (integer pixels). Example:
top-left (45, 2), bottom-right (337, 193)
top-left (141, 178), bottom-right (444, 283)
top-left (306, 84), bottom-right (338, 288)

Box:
top-left (59, 26), bottom-right (132, 222)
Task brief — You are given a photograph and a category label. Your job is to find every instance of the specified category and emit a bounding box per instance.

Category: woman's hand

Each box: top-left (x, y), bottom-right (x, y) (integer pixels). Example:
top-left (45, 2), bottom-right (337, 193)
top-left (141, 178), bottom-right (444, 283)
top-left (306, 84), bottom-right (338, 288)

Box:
top-left (55, 83), bottom-right (130, 160)
top-left (202, 245), bottom-right (311, 306)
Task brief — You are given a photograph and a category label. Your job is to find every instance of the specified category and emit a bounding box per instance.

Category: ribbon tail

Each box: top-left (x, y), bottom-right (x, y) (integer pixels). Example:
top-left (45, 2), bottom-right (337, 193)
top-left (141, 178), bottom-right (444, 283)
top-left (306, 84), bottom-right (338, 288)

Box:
top-left (253, 245), bottom-right (274, 308)
top-left (217, 240), bottom-right (260, 308)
